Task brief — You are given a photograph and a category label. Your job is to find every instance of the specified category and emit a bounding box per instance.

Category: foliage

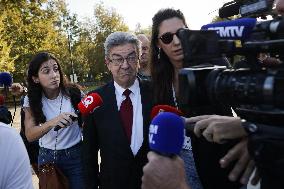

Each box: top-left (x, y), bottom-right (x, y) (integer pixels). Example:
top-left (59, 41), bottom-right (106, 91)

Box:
top-left (0, 11), bottom-right (15, 72)
top-left (68, 2), bottom-right (129, 82)
top-left (0, 0), bottom-right (69, 81)
top-left (0, 1), bottom-right (147, 84)
top-left (134, 23), bottom-right (151, 36)
top-left (89, 2), bottom-right (129, 82)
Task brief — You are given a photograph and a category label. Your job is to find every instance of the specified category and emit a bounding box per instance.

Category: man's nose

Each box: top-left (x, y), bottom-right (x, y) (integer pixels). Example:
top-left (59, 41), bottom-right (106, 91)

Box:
top-left (121, 59), bottom-right (130, 68)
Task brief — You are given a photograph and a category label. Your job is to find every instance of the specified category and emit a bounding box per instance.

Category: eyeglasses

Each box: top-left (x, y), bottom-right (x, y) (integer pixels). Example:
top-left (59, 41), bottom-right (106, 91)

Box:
top-left (109, 55), bottom-right (138, 66)
top-left (158, 32), bottom-right (178, 44)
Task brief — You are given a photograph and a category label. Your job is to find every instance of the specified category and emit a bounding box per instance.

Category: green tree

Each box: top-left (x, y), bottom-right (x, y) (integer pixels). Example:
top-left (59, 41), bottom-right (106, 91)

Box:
top-left (55, 11), bottom-right (82, 82)
top-left (88, 2), bottom-right (129, 82)
top-left (0, 0), bottom-right (69, 81)
top-left (71, 25), bottom-right (95, 82)
top-left (134, 23), bottom-right (151, 36)
top-left (0, 11), bottom-right (15, 72)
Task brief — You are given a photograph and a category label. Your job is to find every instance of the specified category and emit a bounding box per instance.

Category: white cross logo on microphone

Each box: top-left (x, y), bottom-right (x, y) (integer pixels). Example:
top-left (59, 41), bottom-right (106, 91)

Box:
top-left (83, 96), bottom-right (94, 108)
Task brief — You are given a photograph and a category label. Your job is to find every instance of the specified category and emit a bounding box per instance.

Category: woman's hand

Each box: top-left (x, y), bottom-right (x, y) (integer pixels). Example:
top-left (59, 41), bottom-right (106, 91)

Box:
top-left (25, 108), bottom-right (78, 142)
top-left (49, 112), bottom-right (78, 129)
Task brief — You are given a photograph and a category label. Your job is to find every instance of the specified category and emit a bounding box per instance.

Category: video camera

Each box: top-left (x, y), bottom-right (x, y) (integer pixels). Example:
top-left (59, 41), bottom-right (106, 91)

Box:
top-left (219, 0), bottom-right (275, 18)
top-left (178, 11), bottom-right (284, 126)
top-left (178, 1), bottom-right (284, 188)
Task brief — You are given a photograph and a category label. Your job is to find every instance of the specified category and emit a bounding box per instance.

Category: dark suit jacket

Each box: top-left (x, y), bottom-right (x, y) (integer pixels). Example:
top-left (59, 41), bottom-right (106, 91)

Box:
top-left (83, 80), bottom-right (152, 189)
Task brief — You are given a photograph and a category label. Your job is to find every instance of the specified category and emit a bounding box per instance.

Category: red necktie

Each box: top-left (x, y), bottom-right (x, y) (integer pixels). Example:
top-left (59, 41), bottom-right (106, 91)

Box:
top-left (119, 89), bottom-right (133, 143)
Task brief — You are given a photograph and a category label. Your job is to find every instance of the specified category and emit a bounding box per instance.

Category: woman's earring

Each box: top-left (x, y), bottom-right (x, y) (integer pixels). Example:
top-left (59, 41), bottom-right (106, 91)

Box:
top-left (158, 48), bottom-right (161, 60)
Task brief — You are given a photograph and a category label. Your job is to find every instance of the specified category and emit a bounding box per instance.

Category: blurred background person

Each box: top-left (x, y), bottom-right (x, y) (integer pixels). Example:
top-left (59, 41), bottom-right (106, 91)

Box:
top-left (0, 106), bottom-right (33, 189)
top-left (137, 34), bottom-right (151, 81)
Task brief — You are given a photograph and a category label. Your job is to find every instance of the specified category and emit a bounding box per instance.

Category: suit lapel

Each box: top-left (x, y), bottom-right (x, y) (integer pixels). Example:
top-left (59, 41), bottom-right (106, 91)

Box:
top-left (104, 81), bottom-right (134, 157)
top-left (138, 80), bottom-right (152, 153)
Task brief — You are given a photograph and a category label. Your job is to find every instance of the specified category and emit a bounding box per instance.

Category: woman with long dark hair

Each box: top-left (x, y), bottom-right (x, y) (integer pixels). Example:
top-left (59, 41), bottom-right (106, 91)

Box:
top-left (23, 52), bottom-right (84, 189)
top-left (150, 8), bottom-right (244, 189)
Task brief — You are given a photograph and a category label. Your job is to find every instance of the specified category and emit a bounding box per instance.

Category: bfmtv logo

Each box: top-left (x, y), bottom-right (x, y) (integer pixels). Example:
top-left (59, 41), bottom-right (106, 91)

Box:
top-left (207, 26), bottom-right (244, 38)
top-left (149, 124), bottom-right (159, 145)
top-left (82, 95), bottom-right (94, 108)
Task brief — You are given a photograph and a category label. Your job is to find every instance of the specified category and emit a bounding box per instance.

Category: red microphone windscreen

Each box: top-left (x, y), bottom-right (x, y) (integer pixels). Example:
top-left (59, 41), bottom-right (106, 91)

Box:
top-left (150, 105), bottom-right (184, 120)
top-left (77, 93), bottom-right (103, 116)
top-left (0, 95), bottom-right (5, 106)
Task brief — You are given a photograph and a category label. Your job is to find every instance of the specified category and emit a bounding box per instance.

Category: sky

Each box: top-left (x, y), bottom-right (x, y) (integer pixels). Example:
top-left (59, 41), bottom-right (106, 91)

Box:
top-left (65, 0), bottom-right (230, 30)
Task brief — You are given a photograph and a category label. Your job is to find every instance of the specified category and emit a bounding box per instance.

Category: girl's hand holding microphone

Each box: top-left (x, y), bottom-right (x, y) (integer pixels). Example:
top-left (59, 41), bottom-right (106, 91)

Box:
top-left (52, 112), bottom-right (78, 131)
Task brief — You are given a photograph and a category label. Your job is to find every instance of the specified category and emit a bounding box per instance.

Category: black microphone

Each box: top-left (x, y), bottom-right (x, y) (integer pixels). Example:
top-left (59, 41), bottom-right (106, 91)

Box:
top-left (54, 110), bottom-right (79, 131)
top-left (0, 106), bottom-right (12, 124)
top-left (219, 1), bottom-right (241, 18)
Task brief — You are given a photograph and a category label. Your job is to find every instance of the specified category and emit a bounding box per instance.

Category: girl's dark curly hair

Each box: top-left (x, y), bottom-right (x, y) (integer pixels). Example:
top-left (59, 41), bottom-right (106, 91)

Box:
top-left (27, 52), bottom-right (69, 125)
top-left (150, 8), bottom-right (187, 104)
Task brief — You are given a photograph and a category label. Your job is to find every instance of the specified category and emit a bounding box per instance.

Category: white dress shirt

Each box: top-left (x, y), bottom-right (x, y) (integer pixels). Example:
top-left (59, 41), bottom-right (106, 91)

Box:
top-left (114, 79), bottom-right (144, 156)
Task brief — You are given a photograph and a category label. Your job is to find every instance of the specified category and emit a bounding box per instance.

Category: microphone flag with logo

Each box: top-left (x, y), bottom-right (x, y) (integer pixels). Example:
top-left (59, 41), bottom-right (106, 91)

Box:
top-left (150, 104), bottom-right (184, 120)
top-left (77, 93), bottom-right (103, 116)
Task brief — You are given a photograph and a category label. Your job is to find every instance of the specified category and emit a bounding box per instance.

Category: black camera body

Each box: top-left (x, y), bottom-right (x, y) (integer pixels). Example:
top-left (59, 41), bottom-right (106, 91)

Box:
top-left (178, 2), bottom-right (284, 188)
top-left (178, 18), bottom-right (284, 125)
top-left (0, 105), bottom-right (12, 124)
top-left (219, 0), bottom-right (275, 18)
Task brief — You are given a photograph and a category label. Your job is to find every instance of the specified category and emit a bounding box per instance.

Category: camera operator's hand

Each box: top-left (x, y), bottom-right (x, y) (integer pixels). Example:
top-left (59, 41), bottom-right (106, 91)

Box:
top-left (220, 138), bottom-right (256, 184)
top-left (186, 115), bottom-right (247, 143)
top-left (10, 83), bottom-right (25, 96)
top-left (142, 151), bottom-right (191, 189)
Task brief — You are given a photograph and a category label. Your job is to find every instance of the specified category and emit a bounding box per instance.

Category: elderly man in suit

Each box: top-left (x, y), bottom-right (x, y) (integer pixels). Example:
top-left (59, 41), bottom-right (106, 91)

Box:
top-left (83, 31), bottom-right (152, 189)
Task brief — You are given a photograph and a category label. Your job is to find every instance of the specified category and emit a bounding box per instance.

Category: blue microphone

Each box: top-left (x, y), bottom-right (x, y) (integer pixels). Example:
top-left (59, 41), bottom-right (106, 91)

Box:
top-left (0, 72), bottom-right (13, 97)
top-left (0, 72), bottom-right (13, 87)
top-left (201, 18), bottom-right (257, 40)
top-left (149, 112), bottom-right (184, 157)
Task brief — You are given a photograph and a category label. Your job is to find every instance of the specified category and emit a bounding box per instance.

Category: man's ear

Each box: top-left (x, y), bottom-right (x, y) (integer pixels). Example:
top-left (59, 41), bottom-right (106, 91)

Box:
top-left (105, 59), bottom-right (111, 71)
top-left (105, 59), bottom-right (109, 65)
